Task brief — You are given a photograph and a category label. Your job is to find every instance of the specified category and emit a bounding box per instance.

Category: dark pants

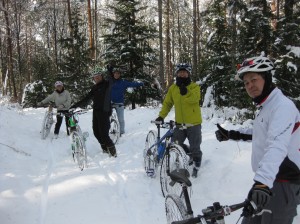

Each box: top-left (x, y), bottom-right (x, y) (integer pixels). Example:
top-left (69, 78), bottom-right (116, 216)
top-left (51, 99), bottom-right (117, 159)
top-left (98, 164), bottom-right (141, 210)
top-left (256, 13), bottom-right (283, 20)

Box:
top-left (172, 124), bottom-right (202, 167)
top-left (54, 111), bottom-right (70, 135)
top-left (242, 181), bottom-right (300, 224)
top-left (92, 109), bottom-right (114, 147)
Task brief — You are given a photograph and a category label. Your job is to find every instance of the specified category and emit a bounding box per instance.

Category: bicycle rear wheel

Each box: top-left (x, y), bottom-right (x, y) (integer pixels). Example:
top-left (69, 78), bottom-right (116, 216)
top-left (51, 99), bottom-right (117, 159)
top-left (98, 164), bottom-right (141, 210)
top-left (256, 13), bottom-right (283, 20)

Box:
top-left (71, 132), bottom-right (87, 171)
top-left (144, 130), bottom-right (158, 177)
top-left (109, 118), bottom-right (120, 144)
top-left (165, 194), bottom-right (188, 224)
top-left (160, 144), bottom-right (189, 197)
top-left (41, 111), bottom-right (53, 139)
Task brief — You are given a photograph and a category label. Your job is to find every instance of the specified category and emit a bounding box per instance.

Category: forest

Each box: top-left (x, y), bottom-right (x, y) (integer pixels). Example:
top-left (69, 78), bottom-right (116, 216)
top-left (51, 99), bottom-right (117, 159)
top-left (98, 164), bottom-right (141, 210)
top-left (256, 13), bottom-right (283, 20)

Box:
top-left (0, 0), bottom-right (299, 116)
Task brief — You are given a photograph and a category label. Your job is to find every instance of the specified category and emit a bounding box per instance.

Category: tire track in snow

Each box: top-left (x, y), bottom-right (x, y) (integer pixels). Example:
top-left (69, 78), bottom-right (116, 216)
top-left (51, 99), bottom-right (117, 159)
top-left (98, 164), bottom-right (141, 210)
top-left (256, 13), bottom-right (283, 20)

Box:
top-left (38, 139), bottom-right (55, 224)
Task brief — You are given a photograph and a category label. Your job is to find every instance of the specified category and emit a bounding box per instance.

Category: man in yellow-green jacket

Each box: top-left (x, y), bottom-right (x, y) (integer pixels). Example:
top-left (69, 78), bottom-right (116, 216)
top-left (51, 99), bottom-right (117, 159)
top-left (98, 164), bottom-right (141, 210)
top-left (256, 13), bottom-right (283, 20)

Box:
top-left (155, 63), bottom-right (203, 178)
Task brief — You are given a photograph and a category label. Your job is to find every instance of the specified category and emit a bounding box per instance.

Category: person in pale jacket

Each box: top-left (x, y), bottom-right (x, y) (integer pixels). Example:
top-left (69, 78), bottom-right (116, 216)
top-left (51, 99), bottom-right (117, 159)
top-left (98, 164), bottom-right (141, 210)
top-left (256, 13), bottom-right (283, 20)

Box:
top-left (215, 56), bottom-right (300, 224)
top-left (38, 81), bottom-right (72, 138)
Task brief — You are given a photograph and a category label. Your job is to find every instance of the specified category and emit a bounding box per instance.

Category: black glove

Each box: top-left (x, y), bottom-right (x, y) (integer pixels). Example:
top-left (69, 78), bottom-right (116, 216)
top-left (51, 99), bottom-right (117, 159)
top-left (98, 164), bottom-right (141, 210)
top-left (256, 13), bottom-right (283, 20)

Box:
top-left (248, 182), bottom-right (272, 211)
top-left (179, 84), bottom-right (187, 95)
top-left (106, 64), bottom-right (113, 76)
top-left (215, 124), bottom-right (229, 141)
top-left (215, 124), bottom-right (252, 142)
top-left (155, 116), bottom-right (164, 124)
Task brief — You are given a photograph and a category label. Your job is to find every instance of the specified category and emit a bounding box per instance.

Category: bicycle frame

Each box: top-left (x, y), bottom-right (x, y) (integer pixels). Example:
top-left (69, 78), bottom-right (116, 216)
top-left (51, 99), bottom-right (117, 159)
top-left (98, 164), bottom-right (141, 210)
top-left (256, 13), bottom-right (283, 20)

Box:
top-left (147, 121), bottom-right (175, 161)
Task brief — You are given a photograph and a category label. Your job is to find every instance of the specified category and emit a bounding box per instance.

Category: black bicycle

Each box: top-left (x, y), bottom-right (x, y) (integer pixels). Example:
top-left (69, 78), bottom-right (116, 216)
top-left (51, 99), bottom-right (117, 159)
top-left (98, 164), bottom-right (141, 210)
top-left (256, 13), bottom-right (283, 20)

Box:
top-left (165, 169), bottom-right (257, 224)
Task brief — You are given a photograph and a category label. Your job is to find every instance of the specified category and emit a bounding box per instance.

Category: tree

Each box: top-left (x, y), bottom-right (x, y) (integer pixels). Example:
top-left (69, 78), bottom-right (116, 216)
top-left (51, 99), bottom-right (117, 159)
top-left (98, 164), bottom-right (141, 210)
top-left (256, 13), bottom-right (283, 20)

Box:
top-left (272, 0), bottom-right (300, 109)
top-left (102, 0), bottom-right (159, 107)
top-left (59, 3), bottom-right (92, 102)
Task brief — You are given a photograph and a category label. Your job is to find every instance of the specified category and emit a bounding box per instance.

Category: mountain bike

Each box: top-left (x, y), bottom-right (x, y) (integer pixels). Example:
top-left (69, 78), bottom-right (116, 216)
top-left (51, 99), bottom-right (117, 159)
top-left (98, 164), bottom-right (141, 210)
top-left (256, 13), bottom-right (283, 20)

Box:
top-left (109, 104), bottom-right (121, 144)
top-left (40, 103), bottom-right (55, 139)
top-left (144, 120), bottom-right (189, 197)
top-left (165, 168), bottom-right (257, 224)
top-left (66, 109), bottom-right (89, 171)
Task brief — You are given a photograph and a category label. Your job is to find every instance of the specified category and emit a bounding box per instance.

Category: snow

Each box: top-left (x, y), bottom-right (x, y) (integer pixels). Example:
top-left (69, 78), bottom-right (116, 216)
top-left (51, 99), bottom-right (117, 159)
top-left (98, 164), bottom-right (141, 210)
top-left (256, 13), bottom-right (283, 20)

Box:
top-left (0, 99), bottom-right (299, 224)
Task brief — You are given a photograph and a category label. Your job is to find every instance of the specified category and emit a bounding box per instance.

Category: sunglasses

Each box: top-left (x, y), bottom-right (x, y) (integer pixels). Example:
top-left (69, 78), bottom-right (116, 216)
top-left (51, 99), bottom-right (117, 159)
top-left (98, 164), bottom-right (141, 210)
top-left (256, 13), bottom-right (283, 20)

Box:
top-left (237, 59), bottom-right (254, 70)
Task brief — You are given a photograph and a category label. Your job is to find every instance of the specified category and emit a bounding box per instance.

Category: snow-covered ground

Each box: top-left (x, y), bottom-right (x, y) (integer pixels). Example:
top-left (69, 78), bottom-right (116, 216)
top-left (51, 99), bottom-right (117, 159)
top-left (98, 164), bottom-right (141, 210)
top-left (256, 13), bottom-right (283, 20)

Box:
top-left (0, 99), bottom-right (299, 224)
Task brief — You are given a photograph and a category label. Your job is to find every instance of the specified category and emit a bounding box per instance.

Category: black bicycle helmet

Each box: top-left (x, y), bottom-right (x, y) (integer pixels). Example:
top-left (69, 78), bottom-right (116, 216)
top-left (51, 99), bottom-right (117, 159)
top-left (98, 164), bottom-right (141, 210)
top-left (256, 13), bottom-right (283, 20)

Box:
top-left (174, 63), bottom-right (192, 76)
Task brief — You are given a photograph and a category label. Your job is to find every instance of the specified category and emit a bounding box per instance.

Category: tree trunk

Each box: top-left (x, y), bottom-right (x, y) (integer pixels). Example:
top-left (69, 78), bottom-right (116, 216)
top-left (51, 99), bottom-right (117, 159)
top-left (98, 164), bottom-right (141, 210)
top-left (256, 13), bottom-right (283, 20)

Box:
top-left (3, 0), bottom-right (17, 100)
top-left (192, 0), bottom-right (197, 77)
top-left (165, 0), bottom-right (172, 87)
top-left (53, 0), bottom-right (58, 72)
top-left (158, 0), bottom-right (164, 90)
top-left (94, 0), bottom-right (98, 60)
top-left (66, 0), bottom-right (73, 36)
top-left (87, 0), bottom-right (94, 59)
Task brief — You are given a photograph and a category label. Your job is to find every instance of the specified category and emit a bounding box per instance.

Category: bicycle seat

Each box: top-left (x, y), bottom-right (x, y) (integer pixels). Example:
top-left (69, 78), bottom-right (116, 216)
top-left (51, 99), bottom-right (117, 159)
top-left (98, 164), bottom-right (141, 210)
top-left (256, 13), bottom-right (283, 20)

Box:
top-left (169, 169), bottom-right (192, 187)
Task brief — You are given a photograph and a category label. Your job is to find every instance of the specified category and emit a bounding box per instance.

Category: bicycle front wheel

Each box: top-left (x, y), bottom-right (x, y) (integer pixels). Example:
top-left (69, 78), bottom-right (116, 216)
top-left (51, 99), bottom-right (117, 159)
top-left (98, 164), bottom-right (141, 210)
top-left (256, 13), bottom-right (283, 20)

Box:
top-left (109, 118), bottom-right (120, 144)
top-left (160, 144), bottom-right (189, 197)
top-left (144, 130), bottom-right (158, 177)
top-left (71, 132), bottom-right (87, 171)
top-left (41, 111), bottom-right (53, 139)
top-left (165, 194), bottom-right (188, 224)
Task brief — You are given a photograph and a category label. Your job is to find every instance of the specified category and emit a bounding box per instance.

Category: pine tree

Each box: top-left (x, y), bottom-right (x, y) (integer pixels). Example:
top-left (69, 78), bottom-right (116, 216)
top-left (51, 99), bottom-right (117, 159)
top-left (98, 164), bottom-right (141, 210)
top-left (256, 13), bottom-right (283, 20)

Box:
top-left (102, 0), bottom-right (160, 107)
top-left (59, 3), bottom-right (92, 103)
top-left (200, 0), bottom-right (250, 111)
top-left (238, 0), bottom-right (274, 57)
top-left (272, 1), bottom-right (300, 109)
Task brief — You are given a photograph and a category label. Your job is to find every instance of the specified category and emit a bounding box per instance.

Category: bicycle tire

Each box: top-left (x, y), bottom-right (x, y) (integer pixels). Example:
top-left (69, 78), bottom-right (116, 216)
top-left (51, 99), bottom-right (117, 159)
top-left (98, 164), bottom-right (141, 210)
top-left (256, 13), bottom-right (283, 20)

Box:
top-left (71, 132), bottom-right (87, 171)
top-left (144, 130), bottom-right (158, 177)
top-left (165, 194), bottom-right (188, 224)
top-left (160, 144), bottom-right (189, 197)
top-left (41, 111), bottom-right (53, 139)
top-left (75, 126), bottom-right (88, 165)
top-left (109, 118), bottom-right (120, 144)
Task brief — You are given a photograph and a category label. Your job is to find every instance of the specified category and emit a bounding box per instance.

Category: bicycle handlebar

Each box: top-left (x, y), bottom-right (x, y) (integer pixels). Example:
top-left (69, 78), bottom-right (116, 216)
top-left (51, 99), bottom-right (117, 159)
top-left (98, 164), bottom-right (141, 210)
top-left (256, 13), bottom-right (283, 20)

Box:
top-left (54, 109), bottom-right (89, 116)
top-left (171, 200), bottom-right (254, 224)
top-left (151, 120), bottom-right (194, 130)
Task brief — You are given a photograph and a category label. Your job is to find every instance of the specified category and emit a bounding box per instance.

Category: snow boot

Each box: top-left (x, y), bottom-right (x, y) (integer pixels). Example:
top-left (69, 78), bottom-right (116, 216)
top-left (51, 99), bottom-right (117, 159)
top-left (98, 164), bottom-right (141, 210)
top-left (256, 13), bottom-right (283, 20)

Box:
top-left (192, 161), bottom-right (201, 178)
top-left (107, 145), bottom-right (117, 157)
top-left (101, 144), bottom-right (109, 154)
top-left (192, 167), bottom-right (199, 178)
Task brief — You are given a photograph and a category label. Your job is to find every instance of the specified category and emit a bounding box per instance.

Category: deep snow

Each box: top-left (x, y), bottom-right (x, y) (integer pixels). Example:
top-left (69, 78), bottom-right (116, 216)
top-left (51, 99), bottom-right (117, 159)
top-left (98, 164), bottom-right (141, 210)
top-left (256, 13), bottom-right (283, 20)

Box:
top-left (0, 99), bottom-right (299, 224)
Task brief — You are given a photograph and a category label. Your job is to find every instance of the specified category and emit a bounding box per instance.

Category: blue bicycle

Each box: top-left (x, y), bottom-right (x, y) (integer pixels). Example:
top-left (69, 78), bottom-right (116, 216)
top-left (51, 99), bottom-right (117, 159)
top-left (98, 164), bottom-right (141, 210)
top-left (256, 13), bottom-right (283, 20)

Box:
top-left (144, 120), bottom-right (189, 197)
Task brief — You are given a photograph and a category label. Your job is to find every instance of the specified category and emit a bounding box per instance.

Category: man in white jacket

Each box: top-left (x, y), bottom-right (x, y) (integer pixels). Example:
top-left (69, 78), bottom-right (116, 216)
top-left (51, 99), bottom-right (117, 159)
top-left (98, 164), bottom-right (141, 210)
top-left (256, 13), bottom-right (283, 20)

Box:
top-left (38, 81), bottom-right (72, 138)
top-left (215, 56), bottom-right (300, 224)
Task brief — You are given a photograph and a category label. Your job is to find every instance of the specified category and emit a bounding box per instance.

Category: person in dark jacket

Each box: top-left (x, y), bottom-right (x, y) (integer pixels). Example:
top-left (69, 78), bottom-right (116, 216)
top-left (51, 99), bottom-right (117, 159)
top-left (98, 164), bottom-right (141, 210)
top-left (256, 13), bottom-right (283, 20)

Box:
top-left (111, 67), bottom-right (143, 135)
top-left (72, 67), bottom-right (116, 157)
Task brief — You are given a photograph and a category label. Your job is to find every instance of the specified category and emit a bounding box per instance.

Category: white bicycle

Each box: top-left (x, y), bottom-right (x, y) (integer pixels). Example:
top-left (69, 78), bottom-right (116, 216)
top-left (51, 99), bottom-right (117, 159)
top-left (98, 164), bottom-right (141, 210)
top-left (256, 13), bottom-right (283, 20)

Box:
top-left (40, 104), bottom-right (55, 139)
top-left (66, 109), bottom-right (89, 171)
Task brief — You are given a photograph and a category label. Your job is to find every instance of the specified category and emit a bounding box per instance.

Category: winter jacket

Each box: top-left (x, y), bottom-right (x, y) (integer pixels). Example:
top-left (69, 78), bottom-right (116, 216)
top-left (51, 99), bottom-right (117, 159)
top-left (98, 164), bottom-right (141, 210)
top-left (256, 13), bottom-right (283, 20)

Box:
top-left (72, 80), bottom-right (111, 113)
top-left (159, 82), bottom-right (202, 125)
top-left (241, 88), bottom-right (300, 188)
top-left (41, 89), bottom-right (71, 111)
top-left (111, 79), bottom-right (143, 104)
